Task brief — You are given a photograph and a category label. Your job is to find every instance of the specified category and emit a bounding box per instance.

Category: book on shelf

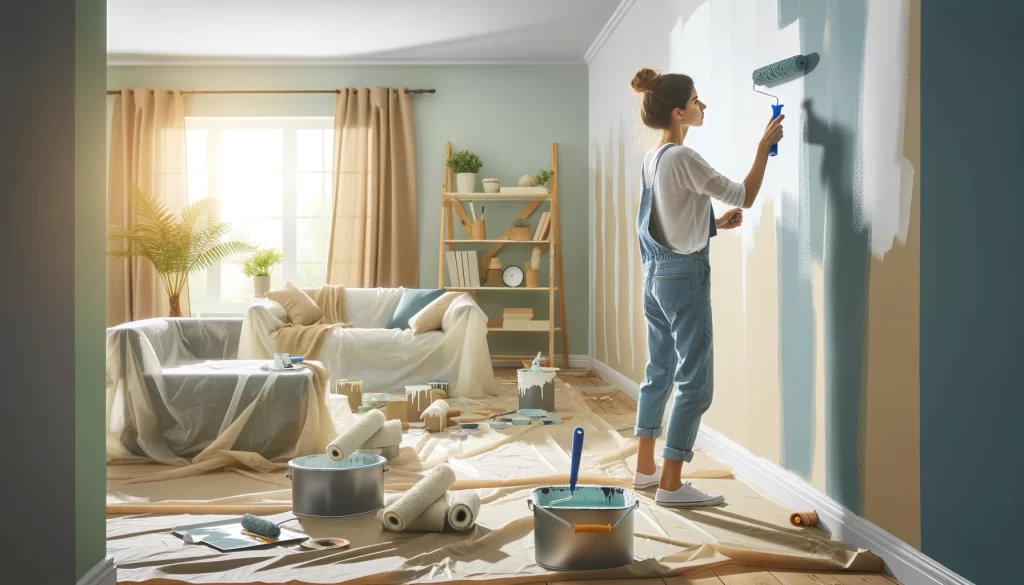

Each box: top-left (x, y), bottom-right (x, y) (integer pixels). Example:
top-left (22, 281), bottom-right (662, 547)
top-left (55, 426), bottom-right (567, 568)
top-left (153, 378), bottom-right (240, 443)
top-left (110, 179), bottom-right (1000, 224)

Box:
top-left (467, 250), bottom-right (481, 288)
top-left (446, 250), bottom-right (460, 287)
top-left (532, 212), bottom-right (549, 240)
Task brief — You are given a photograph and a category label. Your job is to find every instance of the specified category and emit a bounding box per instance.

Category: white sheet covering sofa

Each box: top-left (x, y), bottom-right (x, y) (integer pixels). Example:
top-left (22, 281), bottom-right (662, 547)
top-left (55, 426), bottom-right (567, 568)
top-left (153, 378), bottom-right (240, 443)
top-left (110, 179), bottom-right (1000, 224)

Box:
top-left (238, 287), bottom-right (496, 398)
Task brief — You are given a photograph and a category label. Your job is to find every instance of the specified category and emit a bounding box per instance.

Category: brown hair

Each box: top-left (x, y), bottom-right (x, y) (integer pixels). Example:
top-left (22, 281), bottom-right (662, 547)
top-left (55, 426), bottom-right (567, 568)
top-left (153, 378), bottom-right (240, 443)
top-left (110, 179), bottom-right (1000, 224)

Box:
top-left (630, 68), bottom-right (694, 130)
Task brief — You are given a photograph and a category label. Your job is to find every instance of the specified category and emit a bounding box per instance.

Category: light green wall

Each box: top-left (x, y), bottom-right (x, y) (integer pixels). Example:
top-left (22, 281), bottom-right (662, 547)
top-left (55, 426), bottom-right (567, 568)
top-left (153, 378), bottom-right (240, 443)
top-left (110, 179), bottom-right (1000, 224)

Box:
top-left (107, 64), bottom-right (589, 357)
top-left (78, 0), bottom-right (108, 579)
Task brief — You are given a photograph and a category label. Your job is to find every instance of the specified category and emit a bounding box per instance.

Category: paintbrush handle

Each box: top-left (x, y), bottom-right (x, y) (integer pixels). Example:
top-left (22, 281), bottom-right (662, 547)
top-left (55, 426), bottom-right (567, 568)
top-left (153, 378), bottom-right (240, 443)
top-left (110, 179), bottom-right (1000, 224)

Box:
top-left (569, 427), bottom-right (584, 492)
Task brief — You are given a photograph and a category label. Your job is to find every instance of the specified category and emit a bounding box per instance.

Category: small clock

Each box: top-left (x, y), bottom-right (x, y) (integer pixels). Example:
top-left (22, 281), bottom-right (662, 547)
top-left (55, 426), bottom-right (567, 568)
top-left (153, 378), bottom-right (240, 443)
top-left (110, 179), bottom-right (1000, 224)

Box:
top-left (502, 265), bottom-right (525, 287)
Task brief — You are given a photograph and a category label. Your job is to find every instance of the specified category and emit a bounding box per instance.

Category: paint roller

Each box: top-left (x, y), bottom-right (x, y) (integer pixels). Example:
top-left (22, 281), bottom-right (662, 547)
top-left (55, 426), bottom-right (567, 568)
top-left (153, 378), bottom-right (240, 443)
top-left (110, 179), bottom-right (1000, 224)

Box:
top-left (752, 54), bottom-right (808, 156)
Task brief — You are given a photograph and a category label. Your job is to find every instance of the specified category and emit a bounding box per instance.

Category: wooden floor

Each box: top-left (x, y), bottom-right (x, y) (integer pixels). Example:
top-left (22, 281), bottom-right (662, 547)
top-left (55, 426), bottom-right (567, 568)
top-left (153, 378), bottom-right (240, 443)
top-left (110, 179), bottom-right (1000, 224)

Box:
top-left (532, 565), bottom-right (900, 584)
top-left (493, 367), bottom-right (902, 585)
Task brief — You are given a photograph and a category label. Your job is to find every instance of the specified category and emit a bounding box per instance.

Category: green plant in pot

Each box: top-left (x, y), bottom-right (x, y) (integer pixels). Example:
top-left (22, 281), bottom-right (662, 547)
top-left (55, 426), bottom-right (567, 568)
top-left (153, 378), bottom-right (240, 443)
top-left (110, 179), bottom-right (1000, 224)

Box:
top-left (107, 185), bottom-right (254, 317)
top-left (533, 169), bottom-right (552, 189)
top-left (242, 248), bottom-right (283, 298)
top-left (447, 149), bottom-right (483, 194)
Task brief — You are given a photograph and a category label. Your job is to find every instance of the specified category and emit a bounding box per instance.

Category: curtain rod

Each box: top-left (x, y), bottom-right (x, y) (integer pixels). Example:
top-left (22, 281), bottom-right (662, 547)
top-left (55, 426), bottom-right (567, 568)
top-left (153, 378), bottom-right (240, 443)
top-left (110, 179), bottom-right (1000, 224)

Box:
top-left (105, 88), bottom-right (435, 95)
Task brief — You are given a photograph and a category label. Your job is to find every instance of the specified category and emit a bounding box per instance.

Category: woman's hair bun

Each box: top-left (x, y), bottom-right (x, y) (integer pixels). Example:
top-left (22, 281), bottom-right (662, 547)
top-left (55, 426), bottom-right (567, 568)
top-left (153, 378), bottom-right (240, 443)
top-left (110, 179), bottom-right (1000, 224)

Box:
top-left (631, 68), bottom-right (661, 93)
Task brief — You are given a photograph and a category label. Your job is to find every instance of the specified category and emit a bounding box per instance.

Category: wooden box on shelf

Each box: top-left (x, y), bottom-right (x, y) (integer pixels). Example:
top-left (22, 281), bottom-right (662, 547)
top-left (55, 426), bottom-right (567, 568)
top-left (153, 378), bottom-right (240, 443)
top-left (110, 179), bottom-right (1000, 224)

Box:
top-left (508, 226), bottom-right (531, 241)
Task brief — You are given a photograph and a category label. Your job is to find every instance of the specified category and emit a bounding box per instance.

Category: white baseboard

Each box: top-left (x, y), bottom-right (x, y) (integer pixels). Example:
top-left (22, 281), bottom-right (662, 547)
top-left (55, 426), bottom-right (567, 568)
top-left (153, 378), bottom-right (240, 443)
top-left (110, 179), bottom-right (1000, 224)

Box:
top-left (590, 358), bottom-right (973, 585)
top-left (77, 557), bottom-right (116, 585)
top-left (491, 354), bottom-right (591, 368)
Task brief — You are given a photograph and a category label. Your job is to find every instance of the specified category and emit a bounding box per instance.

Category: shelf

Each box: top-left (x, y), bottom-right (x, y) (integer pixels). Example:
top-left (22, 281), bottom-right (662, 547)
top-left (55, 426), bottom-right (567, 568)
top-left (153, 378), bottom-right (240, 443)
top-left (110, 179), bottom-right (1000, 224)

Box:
top-left (444, 192), bottom-right (551, 201)
top-left (488, 327), bottom-right (562, 332)
top-left (443, 239), bottom-right (550, 244)
top-left (446, 287), bottom-right (552, 291)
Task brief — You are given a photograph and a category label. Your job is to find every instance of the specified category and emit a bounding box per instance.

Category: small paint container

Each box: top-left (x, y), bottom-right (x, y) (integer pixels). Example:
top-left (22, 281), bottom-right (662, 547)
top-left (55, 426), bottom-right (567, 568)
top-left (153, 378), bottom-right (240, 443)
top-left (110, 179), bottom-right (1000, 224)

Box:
top-left (489, 421), bottom-right (510, 430)
top-left (459, 422), bottom-right (480, 430)
top-left (540, 417), bottom-right (562, 425)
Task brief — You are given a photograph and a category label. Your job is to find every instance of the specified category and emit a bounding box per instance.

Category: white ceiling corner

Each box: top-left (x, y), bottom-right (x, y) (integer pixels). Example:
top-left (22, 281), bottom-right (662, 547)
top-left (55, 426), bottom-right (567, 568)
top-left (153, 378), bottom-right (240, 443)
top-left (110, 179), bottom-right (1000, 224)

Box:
top-left (583, 0), bottom-right (638, 64)
top-left (107, 0), bottom-right (625, 65)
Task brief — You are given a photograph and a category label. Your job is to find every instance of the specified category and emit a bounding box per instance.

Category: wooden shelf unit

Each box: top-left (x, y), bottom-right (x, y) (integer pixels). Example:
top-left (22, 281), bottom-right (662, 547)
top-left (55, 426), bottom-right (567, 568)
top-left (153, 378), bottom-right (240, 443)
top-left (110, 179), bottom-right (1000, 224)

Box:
top-left (438, 141), bottom-right (569, 368)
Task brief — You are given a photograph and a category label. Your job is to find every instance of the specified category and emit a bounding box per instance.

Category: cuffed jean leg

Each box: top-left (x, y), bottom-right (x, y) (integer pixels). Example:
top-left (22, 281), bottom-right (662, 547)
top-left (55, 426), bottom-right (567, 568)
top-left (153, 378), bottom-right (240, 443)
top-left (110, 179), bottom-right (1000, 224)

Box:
top-left (662, 260), bottom-right (713, 463)
top-left (635, 273), bottom-right (676, 439)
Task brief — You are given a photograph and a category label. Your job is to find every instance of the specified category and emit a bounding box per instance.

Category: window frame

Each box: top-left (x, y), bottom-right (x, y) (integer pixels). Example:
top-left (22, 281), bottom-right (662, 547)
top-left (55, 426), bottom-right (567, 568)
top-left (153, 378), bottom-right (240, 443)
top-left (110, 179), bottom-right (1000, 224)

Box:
top-left (184, 116), bottom-right (334, 316)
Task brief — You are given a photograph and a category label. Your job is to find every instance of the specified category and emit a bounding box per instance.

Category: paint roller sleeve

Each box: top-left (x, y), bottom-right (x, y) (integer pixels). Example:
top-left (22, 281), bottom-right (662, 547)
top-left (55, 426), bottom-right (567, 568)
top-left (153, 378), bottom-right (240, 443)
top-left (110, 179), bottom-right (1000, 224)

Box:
top-left (752, 55), bottom-right (808, 86)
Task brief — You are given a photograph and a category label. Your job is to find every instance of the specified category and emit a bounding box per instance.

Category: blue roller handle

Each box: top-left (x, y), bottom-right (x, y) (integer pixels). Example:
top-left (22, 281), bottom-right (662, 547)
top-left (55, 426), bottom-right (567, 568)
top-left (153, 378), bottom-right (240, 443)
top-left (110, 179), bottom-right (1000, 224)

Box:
top-left (569, 427), bottom-right (584, 493)
top-left (769, 104), bottom-right (784, 157)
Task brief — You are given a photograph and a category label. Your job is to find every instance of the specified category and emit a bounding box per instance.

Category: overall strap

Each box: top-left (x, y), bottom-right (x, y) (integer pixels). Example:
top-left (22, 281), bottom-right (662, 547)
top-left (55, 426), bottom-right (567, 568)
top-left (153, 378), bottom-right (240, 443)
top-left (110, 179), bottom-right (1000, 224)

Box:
top-left (642, 143), bottom-right (676, 191)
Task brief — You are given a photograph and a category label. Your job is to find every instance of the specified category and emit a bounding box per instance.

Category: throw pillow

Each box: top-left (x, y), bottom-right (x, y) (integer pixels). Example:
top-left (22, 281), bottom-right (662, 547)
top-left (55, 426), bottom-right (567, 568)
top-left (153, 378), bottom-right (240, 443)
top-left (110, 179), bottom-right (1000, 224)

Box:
top-left (387, 288), bottom-right (446, 329)
top-left (266, 281), bottom-right (322, 325)
top-left (409, 292), bottom-right (464, 334)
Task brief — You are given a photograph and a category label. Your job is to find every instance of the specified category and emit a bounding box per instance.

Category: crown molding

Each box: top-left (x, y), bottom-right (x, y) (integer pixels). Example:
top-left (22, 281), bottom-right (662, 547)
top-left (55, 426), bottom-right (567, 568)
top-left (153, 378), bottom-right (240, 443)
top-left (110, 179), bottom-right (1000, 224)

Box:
top-left (583, 0), bottom-right (638, 65)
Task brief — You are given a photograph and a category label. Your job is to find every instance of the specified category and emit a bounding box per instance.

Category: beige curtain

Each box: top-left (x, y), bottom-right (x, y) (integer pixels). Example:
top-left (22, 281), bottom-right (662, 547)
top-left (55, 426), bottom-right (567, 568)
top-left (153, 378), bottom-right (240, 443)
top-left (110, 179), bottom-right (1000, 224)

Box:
top-left (327, 87), bottom-right (418, 288)
top-left (107, 89), bottom-right (191, 326)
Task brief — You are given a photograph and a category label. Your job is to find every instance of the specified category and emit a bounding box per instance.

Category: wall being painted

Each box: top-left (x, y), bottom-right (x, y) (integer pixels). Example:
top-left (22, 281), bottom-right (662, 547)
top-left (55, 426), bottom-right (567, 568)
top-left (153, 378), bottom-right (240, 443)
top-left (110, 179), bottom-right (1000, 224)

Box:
top-left (107, 65), bottom-right (589, 357)
top-left (590, 0), bottom-right (920, 549)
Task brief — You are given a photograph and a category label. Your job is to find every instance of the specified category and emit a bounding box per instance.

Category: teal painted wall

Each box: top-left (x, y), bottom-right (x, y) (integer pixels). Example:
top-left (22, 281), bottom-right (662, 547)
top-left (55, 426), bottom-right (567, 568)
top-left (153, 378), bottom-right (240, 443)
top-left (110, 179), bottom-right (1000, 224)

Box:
top-left (920, 2), bottom-right (1024, 583)
top-left (107, 64), bottom-right (589, 357)
top-left (77, 0), bottom-right (108, 579)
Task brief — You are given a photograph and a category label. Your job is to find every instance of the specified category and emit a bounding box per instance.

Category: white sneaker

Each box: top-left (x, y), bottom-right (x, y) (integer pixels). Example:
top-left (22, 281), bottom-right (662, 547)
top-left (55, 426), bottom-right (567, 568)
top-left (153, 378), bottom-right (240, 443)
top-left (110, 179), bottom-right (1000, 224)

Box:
top-left (655, 482), bottom-right (725, 508)
top-left (633, 464), bottom-right (662, 489)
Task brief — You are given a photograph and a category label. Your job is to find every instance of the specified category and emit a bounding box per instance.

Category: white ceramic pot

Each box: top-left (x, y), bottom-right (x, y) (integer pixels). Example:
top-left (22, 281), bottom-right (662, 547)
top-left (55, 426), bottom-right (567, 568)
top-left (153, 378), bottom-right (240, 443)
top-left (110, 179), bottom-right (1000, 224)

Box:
top-left (482, 178), bottom-right (500, 193)
top-left (456, 173), bottom-right (477, 194)
top-left (253, 275), bottom-right (271, 298)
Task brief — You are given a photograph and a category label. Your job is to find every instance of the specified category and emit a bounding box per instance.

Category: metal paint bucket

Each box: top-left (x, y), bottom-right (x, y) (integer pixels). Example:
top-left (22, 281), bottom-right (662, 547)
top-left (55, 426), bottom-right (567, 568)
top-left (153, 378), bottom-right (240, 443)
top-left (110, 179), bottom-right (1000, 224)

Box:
top-left (528, 486), bottom-right (639, 570)
top-left (287, 453), bottom-right (387, 518)
top-left (517, 367), bottom-right (557, 411)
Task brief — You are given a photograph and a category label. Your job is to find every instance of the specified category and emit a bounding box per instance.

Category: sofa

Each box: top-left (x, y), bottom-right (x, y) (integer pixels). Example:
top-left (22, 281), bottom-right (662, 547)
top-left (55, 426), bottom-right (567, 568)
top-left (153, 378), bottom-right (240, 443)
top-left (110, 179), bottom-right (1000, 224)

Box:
top-left (105, 318), bottom-right (331, 461)
top-left (238, 287), bottom-right (496, 398)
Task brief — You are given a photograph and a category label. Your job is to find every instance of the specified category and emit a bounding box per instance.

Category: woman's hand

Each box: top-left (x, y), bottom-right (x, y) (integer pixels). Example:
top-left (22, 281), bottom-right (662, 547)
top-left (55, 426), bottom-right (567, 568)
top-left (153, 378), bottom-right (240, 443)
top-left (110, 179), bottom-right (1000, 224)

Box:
top-left (717, 208), bottom-right (743, 229)
top-left (759, 114), bottom-right (785, 152)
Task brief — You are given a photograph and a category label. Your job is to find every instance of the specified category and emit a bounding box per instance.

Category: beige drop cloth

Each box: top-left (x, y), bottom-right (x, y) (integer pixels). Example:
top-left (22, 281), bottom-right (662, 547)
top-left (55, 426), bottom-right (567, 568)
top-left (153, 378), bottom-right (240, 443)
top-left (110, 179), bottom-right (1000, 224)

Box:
top-left (106, 381), bottom-right (883, 584)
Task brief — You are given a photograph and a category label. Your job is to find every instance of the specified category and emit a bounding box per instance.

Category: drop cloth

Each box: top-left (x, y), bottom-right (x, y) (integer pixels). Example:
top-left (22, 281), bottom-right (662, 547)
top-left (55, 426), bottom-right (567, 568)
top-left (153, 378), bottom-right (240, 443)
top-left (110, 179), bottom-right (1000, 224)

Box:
top-left (107, 381), bottom-right (883, 584)
top-left (238, 287), bottom-right (496, 398)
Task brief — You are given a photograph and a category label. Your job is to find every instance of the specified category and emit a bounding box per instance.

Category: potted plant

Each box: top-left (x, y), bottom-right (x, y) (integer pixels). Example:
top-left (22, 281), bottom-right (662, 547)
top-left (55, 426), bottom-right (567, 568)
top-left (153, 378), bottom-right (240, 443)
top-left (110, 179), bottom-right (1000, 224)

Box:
top-left (447, 149), bottom-right (483, 194)
top-left (509, 217), bottom-right (531, 241)
top-left (242, 248), bottom-right (283, 298)
top-left (107, 185), bottom-right (254, 317)
top-left (533, 169), bottom-right (552, 192)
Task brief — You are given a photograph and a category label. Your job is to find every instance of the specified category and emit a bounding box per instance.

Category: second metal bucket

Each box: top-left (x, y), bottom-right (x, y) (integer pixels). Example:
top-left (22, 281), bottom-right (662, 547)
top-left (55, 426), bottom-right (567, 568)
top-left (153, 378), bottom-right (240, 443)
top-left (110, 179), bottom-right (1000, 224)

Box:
top-left (528, 485), bottom-right (639, 570)
top-left (517, 367), bottom-right (557, 411)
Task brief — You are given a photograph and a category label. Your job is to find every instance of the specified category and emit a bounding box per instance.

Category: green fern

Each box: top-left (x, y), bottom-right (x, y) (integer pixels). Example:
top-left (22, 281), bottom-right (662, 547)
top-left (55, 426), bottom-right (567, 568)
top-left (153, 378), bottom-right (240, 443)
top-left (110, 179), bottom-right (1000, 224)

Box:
top-left (242, 248), bottom-right (283, 277)
top-left (107, 184), bottom-right (254, 315)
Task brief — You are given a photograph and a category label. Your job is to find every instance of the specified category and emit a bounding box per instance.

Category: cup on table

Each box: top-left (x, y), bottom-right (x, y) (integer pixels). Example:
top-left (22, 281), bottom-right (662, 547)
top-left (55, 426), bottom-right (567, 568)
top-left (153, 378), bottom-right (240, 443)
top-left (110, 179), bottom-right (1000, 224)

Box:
top-left (274, 352), bottom-right (290, 369)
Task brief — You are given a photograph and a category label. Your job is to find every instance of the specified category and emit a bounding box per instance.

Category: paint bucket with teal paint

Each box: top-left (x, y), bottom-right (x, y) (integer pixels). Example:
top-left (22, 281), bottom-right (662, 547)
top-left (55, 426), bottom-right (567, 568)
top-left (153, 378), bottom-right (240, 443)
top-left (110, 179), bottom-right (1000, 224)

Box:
top-left (528, 485), bottom-right (639, 570)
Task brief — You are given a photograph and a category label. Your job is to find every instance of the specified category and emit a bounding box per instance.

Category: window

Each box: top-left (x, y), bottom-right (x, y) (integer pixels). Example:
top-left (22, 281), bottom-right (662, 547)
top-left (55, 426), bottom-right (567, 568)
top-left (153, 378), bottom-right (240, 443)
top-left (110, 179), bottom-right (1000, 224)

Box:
top-left (185, 117), bottom-right (334, 315)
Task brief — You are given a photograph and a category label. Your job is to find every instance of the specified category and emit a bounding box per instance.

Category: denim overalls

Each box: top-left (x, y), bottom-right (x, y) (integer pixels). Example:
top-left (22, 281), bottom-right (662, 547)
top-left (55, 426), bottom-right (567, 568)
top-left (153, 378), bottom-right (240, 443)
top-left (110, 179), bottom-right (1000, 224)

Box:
top-left (633, 144), bottom-right (717, 462)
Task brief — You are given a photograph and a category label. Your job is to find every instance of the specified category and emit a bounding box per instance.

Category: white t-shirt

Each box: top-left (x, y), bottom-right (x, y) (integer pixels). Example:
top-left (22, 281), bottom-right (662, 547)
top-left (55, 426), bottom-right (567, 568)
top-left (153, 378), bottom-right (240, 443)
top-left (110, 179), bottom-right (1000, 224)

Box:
top-left (642, 145), bottom-right (746, 254)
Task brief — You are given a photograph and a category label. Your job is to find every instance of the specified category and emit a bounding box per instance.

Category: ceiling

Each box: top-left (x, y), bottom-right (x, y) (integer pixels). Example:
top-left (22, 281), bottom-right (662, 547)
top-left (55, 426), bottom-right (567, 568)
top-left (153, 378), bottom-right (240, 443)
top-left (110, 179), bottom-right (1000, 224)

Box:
top-left (107, 0), bottom-right (625, 64)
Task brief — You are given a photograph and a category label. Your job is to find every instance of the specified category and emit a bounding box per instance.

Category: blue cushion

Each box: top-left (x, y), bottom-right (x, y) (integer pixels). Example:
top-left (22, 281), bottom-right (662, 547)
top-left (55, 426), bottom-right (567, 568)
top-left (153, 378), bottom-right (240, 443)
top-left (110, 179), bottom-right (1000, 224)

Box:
top-left (387, 288), bottom-right (446, 329)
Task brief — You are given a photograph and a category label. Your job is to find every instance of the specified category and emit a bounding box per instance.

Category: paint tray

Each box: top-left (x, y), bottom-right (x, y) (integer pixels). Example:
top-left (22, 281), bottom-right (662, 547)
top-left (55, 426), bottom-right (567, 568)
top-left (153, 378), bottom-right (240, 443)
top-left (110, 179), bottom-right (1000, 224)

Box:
top-left (517, 409), bottom-right (549, 418)
top-left (172, 518), bottom-right (307, 551)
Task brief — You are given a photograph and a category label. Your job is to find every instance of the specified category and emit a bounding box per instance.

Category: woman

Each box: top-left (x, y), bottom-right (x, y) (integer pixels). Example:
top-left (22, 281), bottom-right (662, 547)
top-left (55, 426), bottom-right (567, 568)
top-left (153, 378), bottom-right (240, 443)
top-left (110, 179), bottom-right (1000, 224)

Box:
top-left (629, 68), bottom-right (784, 507)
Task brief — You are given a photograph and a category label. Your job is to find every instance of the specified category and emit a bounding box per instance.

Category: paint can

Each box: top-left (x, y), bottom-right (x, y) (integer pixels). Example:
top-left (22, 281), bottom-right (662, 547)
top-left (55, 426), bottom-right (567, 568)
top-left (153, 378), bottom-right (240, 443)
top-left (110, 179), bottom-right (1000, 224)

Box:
top-left (517, 367), bottom-right (557, 412)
